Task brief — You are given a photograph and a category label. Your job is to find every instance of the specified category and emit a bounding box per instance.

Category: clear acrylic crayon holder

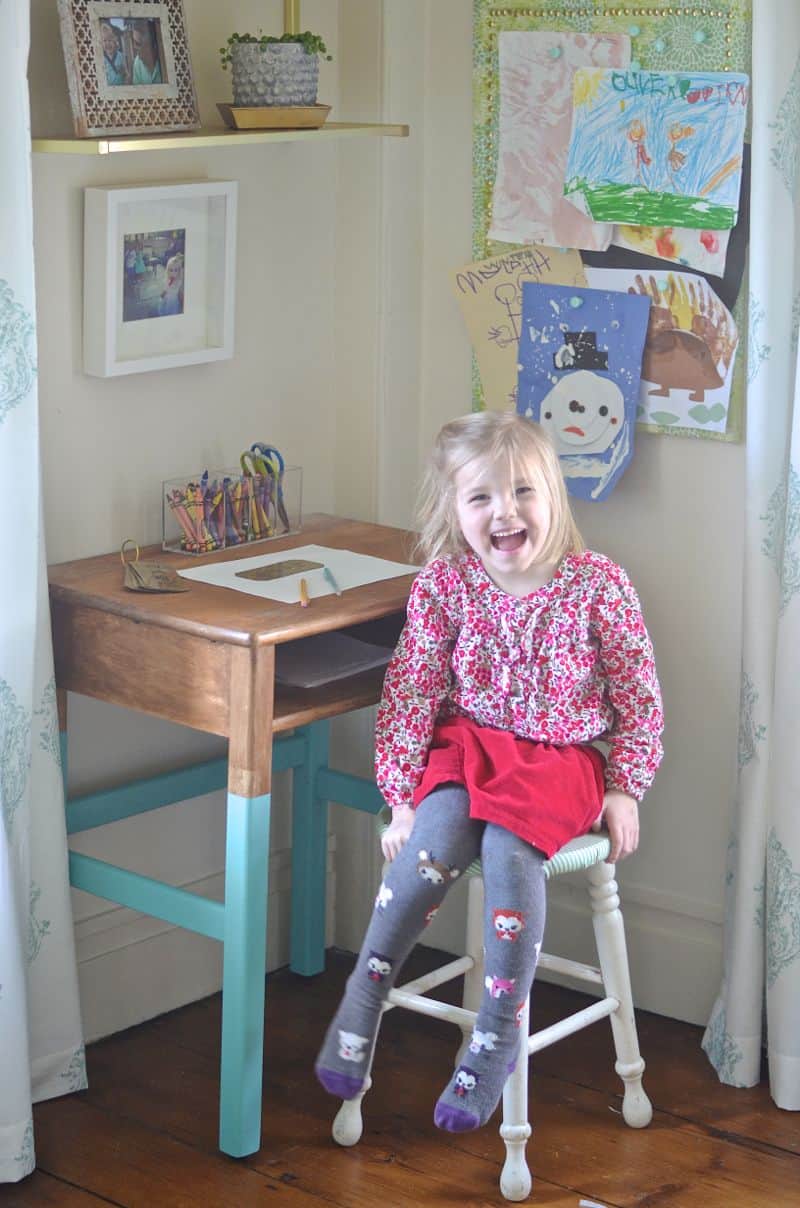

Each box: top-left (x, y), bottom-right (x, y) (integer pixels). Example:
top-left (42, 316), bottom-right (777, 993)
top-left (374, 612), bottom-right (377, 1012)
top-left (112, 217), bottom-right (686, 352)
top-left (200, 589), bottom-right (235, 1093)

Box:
top-left (163, 465), bottom-right (302, 555)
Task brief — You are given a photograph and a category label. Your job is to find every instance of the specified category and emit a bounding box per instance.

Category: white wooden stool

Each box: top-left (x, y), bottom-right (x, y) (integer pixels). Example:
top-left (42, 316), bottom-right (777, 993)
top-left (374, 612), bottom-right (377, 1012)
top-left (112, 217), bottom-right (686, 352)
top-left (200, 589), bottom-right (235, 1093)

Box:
top-left (330, 831), bottom-right (652, 1201)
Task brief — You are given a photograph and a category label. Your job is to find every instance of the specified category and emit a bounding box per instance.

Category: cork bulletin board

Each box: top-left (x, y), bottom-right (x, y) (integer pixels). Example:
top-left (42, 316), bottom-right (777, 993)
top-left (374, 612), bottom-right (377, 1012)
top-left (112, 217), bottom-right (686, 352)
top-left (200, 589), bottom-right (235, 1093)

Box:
top-left (472, 1), bottom-right (752, 440)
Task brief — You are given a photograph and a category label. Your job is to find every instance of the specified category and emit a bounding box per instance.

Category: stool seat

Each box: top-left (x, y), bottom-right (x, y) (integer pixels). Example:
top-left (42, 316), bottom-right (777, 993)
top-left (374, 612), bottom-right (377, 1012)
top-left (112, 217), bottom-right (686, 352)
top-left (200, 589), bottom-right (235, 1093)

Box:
top-left (330, 820), bottom-right (651, 1201)
top-left (380, 814), bottom-right (611, 880)
top-left (542, 832), bottom-right (611, 877)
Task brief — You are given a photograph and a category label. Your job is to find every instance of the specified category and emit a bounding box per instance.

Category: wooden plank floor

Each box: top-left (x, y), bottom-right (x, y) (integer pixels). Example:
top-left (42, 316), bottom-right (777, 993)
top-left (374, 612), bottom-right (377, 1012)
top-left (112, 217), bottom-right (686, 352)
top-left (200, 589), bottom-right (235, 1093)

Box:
top-left (6, 948), bottom-right (799, 1207)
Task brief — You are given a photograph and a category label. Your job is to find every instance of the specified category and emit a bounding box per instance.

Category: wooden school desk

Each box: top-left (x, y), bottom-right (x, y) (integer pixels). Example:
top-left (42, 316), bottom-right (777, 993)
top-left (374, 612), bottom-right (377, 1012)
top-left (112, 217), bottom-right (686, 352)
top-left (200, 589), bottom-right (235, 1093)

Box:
top-left (49, 514), bottom-right (416, 1158)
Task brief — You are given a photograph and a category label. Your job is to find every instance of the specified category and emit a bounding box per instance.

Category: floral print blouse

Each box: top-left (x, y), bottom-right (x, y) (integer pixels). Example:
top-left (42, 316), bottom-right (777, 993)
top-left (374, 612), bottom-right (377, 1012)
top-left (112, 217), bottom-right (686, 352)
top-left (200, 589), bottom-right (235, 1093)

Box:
top-left (375, 549), bottom-right (664, 810)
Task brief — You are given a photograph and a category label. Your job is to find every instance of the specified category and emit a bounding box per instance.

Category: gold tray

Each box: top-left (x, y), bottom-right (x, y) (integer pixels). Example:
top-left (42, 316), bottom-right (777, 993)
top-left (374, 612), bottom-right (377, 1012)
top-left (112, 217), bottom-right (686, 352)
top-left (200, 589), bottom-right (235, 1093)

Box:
top-left (217, 103), bottom-right (331, 131)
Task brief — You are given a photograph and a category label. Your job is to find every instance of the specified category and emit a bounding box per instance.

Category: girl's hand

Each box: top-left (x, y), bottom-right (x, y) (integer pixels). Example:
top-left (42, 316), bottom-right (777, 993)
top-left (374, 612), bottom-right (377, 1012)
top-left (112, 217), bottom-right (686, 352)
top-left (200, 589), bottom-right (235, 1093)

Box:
top-left (381, 804), bottom-right (415, 862)
top-left (596, 790), bottom-right (639, 863)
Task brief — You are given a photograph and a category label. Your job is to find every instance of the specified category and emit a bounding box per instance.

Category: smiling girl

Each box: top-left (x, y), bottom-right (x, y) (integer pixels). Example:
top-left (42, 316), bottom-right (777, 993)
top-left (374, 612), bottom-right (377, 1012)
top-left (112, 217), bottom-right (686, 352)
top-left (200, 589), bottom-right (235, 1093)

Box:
top-left (315, 410), bottom-right (663, 1133)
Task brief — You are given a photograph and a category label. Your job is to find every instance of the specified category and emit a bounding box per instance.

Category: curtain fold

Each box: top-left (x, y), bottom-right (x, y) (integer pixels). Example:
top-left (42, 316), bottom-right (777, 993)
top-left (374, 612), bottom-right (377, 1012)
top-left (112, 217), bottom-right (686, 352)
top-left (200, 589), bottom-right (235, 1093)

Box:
top-left (702, 0), bottom-right (800, 1109)
top-left (1, 0), bottom-right (87, 1184)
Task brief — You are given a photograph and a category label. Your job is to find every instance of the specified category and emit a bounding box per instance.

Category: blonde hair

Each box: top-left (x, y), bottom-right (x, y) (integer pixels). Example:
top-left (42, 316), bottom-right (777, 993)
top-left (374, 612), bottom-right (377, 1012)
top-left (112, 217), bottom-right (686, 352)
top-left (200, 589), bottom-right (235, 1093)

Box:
top-left (165, 253), bottom-right (184, 280)
top-left (415, 411), bottom-right (583, 565)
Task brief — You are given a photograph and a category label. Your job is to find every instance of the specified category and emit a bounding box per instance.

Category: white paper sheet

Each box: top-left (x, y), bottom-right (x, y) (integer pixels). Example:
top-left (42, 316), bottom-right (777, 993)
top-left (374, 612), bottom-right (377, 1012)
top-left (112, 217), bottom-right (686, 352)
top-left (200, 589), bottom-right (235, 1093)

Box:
top-left (177, 544), bottom-right (418, 603)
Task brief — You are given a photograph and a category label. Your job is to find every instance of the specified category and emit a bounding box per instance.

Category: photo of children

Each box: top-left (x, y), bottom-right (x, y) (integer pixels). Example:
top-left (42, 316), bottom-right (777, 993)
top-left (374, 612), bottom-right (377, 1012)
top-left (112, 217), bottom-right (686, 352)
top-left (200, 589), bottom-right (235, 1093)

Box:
top-left (131, 18), bottom-right (163, 84)
top-left (99, 19), bottom-right (126, 85)
top-left (99, 16), bottom-right (163, 87)
top-left (122, 229), bottom-right (185, 322)
top-left (159, 253), bottom-right (185, 315)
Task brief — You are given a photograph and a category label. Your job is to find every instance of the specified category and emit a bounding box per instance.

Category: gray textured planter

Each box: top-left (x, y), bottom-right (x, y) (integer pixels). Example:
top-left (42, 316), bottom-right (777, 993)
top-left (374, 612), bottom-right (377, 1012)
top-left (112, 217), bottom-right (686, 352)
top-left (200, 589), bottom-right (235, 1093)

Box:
top-left (230, 43), bottom-right (320, 107)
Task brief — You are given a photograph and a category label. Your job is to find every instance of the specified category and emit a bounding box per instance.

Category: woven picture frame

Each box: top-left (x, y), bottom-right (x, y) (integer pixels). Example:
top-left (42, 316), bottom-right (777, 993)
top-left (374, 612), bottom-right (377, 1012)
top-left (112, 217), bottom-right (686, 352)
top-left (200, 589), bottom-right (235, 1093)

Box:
top-left (57, 0), bottom-right (200, 137)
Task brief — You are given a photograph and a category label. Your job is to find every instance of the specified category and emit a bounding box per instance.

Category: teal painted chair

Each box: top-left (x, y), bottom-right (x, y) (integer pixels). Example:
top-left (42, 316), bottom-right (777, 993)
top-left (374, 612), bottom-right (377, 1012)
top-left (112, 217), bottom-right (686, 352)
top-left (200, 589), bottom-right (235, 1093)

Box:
top-left (330, 828), bottom-right (652, 1202)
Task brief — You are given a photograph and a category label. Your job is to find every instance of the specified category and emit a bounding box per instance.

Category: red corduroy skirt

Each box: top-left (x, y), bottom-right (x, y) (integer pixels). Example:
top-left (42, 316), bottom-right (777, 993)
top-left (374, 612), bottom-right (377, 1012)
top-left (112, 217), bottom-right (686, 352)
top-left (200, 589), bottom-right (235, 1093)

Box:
top-left (411, 715), bottom-right (606, 858)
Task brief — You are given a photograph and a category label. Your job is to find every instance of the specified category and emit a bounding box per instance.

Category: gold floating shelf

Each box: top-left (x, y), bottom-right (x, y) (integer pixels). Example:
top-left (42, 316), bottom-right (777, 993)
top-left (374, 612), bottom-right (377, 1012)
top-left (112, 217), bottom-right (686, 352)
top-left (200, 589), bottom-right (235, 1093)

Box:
top-left (32, 122), bottom-right (409, 155)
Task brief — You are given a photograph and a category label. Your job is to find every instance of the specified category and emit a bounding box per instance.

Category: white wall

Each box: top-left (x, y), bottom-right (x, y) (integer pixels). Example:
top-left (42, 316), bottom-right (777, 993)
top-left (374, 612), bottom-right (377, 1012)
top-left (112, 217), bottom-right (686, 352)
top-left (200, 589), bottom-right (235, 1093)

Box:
top-left (31, 0), bottom-right (349, 1040)
top-left (336, 0), bottom-right (745, 1027)
top-left (31, 0), bottom-right (743, 1037)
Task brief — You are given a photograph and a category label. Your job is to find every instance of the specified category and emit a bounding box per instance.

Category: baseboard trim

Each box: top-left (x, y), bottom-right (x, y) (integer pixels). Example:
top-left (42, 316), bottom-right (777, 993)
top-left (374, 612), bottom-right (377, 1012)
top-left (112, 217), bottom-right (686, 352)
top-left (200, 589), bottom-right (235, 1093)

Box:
top-left (75, 843), bottom-right (335, 1043)
top-left (541, 879), bottom-right (722, 1025)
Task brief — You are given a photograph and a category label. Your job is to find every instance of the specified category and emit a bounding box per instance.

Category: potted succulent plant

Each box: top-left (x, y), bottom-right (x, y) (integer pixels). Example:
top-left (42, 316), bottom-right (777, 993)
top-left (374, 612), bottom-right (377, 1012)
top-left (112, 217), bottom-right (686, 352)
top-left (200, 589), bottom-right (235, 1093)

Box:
top-left (219, 29), bottom-right (331, 107)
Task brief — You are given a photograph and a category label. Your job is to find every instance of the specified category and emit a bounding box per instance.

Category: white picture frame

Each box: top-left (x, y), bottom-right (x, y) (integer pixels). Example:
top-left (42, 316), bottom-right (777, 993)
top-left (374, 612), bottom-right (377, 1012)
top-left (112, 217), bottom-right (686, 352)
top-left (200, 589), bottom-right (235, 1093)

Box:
top-left (83, 180), bottom-right (237, 376)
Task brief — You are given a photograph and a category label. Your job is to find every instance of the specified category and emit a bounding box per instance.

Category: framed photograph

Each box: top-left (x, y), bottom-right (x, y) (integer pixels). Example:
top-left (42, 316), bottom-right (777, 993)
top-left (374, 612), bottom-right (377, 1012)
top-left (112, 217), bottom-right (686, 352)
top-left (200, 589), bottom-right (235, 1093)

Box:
top-left (57, 0), bottom-right (200, 137)
top-left (83, 180), bottom-right (237, 377)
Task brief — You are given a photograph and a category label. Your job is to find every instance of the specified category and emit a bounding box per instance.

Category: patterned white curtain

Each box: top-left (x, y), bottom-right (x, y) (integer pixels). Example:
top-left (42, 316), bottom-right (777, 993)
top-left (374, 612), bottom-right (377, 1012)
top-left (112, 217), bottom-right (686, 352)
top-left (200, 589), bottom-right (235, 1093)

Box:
top-left (702, 0), bottom-right (800, 1109)
top-left (0, 0), bottom-right (87, 1183)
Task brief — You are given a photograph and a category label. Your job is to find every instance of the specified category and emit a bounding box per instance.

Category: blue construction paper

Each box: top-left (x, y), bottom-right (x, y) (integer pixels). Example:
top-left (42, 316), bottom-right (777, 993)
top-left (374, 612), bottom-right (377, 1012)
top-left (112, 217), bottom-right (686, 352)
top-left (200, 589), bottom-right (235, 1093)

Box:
top-left (517, 283), bottom-right (651, 501)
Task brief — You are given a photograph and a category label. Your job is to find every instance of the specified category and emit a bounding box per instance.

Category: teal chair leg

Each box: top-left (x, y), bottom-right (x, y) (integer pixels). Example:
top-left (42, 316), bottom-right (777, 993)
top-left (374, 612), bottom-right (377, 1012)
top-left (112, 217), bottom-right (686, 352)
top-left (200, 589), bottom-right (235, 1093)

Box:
top-left (290, 720), bottom-right (330, 976)
top-left (219, 790), bottom-right (271, 1157)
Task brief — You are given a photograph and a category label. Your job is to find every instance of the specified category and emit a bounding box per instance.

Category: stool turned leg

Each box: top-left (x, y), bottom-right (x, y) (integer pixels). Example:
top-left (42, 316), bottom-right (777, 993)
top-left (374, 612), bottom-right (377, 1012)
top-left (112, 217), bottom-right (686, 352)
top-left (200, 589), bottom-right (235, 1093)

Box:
top-left (463, 874), bottom-right (485, 1012)
top-left (587, 861), bottom-right (652, 1128)
top-left (332, 1073), bottom-right (372, 1146)
top-left (332, 1004), bottom-right (387, 1147)
top-left (499, 996), bottom-right (532, 1202)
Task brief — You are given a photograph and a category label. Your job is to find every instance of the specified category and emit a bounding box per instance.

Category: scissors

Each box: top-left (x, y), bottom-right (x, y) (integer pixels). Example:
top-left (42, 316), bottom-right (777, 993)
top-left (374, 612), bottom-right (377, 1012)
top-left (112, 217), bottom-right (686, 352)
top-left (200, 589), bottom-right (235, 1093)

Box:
top-left (238, 450), bottom-right (272, 538)
top-left (250, 442), bottom-right (291, 532)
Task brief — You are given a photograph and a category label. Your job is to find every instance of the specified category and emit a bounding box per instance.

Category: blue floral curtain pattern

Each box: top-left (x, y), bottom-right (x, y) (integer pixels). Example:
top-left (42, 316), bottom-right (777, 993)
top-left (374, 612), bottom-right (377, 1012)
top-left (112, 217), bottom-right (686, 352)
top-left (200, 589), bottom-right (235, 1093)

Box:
top-left (1, 0), bottom-right (86, 1184)
top-left (702, 0), bottom-right (800, 1110)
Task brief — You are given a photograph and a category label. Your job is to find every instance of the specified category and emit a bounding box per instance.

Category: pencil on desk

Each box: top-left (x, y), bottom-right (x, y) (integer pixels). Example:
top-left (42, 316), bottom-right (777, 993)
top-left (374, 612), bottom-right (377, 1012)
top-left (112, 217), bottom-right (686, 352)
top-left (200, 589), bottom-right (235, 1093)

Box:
top-left (299, 577), bottom-right (310, 608)
top-left (322, 565), bottom-right (342, 596)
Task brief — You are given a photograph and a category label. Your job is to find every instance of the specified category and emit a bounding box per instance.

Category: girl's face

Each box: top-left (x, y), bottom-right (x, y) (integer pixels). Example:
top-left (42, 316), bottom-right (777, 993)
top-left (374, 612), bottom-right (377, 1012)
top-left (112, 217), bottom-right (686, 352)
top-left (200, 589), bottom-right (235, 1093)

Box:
top-left (133, 25), bottom-right (155, 65)
top-left (454, 455), bottom-right (555, 596)
top-left (101, 24), bottom-right (118, 57)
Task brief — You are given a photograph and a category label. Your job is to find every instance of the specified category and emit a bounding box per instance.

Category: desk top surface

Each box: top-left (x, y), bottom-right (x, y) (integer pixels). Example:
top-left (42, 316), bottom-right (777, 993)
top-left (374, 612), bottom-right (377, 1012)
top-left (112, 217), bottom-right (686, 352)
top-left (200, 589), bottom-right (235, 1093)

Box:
top-left (48, 514), bottom-right (418, 647)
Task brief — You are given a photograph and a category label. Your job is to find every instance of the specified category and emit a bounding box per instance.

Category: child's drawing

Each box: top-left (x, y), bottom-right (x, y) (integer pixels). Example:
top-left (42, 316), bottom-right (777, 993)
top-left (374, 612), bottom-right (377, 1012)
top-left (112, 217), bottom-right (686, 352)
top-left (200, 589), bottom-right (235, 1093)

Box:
top-left (451, 245), bottom-right (586, 410)
top-left (613, 222), bottom-right (730, 278)
top-left (489, 31), bottom-right (630, 250)
top-left (564, 70), bottom-right (749, 229)
top-left (584, 266), bottom-right (739, 433)
top-left (627, 118), bottom-right (652, 186)
top-left (666, 122), bottom-right (694, 180)
top-left (517, 283), bottom-right (651, 500)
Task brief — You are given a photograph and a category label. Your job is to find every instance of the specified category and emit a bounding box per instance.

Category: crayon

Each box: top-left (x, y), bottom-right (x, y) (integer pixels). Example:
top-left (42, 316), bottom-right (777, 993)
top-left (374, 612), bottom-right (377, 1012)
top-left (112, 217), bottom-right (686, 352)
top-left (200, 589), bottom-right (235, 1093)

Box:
top-left (322, 565), bottom-right (342, 596)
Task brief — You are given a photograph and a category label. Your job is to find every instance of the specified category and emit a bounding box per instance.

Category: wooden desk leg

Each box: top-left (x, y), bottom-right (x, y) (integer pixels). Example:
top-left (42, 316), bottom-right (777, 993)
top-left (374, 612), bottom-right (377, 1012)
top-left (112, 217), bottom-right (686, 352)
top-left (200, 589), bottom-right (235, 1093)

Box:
top-left (290, 719), bottom-right (330, 976)
top-left (219, 644), bottom-right (274, 1158)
